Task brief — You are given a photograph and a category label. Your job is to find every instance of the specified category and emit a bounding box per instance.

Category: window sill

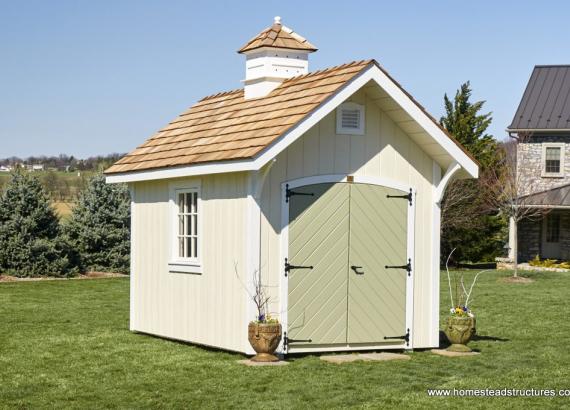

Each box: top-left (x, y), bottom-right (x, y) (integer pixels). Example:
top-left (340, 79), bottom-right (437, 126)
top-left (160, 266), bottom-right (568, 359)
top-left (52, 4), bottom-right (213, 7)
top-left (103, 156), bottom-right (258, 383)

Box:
top-left (541, 173), bottom-right (564, 178)
top-left (168, 261), bottom-right (203, 274)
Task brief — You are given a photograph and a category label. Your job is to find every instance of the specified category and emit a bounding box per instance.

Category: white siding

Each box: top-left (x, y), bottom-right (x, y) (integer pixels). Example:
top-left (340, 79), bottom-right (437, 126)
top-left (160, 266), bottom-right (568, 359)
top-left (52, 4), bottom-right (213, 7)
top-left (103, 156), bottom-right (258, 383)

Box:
top-left (131, 173), bottom-right (249, 353)
top-left (259, 89), bottom-right (437, 348)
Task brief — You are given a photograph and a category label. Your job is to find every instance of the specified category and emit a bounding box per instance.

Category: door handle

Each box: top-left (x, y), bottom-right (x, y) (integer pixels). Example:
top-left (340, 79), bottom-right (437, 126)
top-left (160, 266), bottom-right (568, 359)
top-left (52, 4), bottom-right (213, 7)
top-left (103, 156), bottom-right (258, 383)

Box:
top-left (351, 265), bottom-right (364, 275)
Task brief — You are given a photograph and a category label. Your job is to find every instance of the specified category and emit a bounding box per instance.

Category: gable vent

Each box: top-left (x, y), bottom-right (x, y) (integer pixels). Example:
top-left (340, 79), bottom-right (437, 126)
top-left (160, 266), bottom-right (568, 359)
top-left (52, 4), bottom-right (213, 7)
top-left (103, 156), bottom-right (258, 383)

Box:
top-left (336, 102), bottom-right (365, 135)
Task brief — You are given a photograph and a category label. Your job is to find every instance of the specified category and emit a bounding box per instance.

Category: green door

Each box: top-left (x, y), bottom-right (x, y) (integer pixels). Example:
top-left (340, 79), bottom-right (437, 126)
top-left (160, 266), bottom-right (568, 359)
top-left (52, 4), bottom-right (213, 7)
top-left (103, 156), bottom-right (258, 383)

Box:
top-left (287, 183), bottom-right (350, 344)
top-left (287, 182), bottom-right (408, 347)
top-left (347, 184), bottom-right (408, 344)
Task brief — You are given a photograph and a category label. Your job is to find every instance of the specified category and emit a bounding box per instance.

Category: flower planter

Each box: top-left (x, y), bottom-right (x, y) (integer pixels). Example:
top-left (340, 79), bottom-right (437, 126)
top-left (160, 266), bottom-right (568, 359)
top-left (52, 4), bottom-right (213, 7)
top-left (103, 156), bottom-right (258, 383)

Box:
top-left (248, 322), bottom-right (282, 362)
top-left (444, 316), bottom-right (476, 352)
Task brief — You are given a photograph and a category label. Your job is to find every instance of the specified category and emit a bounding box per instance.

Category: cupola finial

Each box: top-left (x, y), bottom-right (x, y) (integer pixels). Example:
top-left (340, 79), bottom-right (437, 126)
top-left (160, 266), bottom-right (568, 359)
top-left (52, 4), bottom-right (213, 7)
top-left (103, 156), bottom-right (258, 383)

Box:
top-left (274, 16), bottom-right (281, 25)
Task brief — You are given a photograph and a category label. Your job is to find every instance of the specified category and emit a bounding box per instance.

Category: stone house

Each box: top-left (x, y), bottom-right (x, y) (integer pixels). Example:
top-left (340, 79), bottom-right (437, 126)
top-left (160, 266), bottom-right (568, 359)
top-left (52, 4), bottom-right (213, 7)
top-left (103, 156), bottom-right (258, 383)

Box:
top-left (507, 65), bottom-right (570, 261)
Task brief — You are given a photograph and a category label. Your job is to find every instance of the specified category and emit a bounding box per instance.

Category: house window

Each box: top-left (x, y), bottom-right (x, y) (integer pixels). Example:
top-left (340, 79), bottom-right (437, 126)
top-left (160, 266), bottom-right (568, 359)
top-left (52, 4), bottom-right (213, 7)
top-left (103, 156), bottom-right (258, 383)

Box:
top-left (336, 102), bottom-right (365, 135)
top-left (169, 186), bottom-right (202, 274)
top-left (542, 143), bottom-right (565, 177)
top-left (545, 214), bottom-right (560, 243)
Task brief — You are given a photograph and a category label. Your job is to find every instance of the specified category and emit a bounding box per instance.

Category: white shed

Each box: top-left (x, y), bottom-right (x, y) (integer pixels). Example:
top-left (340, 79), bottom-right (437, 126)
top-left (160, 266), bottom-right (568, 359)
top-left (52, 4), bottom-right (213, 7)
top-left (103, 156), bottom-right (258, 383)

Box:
top-left (106, 18), bottom-right (478, 355)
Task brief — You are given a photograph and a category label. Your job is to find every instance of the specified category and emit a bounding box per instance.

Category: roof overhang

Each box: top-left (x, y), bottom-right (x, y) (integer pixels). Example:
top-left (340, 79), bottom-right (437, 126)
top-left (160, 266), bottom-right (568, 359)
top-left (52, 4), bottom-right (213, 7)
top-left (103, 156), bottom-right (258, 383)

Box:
top-left (107, 64), bottom-right (478, 184)
top-left (507, 128), bottom-right (570, 133)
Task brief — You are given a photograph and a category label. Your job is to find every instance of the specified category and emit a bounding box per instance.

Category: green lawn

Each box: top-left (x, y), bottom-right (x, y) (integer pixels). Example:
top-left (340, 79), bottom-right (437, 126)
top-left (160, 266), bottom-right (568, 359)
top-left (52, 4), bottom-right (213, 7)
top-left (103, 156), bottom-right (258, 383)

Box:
top-left (1, 271), bottom-right (569, 409)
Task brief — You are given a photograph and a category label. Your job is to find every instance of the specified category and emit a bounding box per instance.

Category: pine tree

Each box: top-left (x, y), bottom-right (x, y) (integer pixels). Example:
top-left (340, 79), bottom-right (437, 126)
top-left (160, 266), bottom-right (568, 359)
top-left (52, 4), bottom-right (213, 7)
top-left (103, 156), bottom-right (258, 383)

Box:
top-left (0, 171), bottom-right (74, 277)
top-left (439, 82), bottom-right (505, 264)
top-left (63, 174), bottom-right (130, 273)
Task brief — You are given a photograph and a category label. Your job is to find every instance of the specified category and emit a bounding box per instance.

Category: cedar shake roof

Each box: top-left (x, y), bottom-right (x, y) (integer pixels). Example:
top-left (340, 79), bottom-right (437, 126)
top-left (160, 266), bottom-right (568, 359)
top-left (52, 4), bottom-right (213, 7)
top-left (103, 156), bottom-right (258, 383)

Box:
top-left (508, 65), bottom-right (570, 131)
top-left (238, 18), bottom-right (317, 53)
top-left (105, 60), bottom-right (370, 174)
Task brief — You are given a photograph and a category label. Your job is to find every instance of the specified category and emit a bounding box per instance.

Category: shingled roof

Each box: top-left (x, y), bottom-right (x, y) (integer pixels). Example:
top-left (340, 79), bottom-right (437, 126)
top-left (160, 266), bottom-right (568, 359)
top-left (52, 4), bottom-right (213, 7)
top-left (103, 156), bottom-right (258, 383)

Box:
top-left (508, 65), bottom-right (570, 131)
top-left (238, 17), bottom-right (317, 53)
top-left (106, 60), bottom-right (370, 174)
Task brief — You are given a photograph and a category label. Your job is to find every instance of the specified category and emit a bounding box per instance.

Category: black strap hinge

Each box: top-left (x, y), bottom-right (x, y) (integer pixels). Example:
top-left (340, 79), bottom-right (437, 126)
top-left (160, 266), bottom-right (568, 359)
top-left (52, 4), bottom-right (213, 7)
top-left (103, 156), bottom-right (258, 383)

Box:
top-left (384, 329), bottom-right (410, 346)
top-left (285, 184), bottom-right (314, 203)
top-left (385, 258), bottom-right (412, 276)
top-left (284, 258), bottom-right (313, 277)
top-left (283, 332), bottom-right (312, 351)
top-left (386, 188), bottom-right (413, 206)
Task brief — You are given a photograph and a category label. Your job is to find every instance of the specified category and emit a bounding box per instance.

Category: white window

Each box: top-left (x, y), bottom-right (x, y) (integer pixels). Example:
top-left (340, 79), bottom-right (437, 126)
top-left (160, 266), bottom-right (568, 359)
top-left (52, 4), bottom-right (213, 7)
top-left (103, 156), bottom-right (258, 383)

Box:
top-left (336, 102), bottom-right (365, 135)
top-left (169, 185), bottom-right (202, 274)
top-left (542, 143), bottom-right (565, 177)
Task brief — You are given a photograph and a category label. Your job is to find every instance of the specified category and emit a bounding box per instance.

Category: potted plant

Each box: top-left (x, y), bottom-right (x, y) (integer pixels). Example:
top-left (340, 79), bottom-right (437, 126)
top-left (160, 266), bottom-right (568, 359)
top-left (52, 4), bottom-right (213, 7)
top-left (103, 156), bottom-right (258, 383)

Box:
top-left (238, 268), bottom-right (282, 362)
top-left (443, 249), bottom-right (488, 352)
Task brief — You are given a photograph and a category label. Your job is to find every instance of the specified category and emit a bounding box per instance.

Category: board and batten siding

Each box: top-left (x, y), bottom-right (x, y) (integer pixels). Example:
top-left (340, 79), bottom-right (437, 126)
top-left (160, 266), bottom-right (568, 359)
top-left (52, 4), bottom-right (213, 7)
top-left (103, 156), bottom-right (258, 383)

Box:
top-left (130, 173), bottom-right (249, 353)
top-left (259, 89), bottom-right (437, 348)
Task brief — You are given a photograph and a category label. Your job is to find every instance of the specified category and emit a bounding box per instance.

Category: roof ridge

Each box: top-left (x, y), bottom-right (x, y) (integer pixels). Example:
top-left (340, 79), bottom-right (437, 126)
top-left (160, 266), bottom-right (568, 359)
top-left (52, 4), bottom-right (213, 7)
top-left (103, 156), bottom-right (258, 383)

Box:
top-left (199, 88), bottom-right (244, 102)
top-left (281, 59), bottom-right (374, 83)
top-left (534, 64), bottom-right (570, 68)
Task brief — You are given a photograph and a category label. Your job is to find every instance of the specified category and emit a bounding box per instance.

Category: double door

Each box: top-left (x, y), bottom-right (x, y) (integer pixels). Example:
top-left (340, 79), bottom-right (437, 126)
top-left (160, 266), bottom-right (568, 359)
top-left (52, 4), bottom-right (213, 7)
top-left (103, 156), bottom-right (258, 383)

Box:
top-left (287, 182), bottom-right (410, 347)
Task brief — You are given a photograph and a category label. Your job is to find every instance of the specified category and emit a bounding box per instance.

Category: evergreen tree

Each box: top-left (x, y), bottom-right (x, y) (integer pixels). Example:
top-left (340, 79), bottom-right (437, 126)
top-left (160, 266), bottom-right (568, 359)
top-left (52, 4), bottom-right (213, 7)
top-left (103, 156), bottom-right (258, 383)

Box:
top-left (63, 174), bottom-right (130, 273)
top-left (439, 82), bottom-right (506, 264)
top-left (0, 171), bottom-right (74, 277)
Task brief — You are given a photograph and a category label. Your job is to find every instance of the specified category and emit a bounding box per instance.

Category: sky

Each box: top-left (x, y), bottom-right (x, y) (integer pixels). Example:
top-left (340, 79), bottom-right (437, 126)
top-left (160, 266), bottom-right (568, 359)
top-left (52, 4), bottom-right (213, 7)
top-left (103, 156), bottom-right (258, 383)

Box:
top-left (1, 0), bottom-right (569, 159)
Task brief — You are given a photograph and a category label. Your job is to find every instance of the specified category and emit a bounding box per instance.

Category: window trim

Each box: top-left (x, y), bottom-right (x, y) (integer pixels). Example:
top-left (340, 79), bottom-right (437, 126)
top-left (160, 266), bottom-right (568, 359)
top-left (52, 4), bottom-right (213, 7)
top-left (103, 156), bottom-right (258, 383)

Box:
top-left (336, 102), bottom-right (365, 135)
top-left (168, 181), bottom-right (203, 274)
top-left (541, 143), bottom-right (565, 177)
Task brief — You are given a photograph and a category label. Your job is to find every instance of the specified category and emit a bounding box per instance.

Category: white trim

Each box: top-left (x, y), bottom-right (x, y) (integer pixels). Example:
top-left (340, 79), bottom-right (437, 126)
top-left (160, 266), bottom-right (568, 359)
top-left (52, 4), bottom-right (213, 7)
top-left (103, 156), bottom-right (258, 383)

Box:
top-left (430, 161), bottom-right (464, 347)
top-left (279, 174), bottom-right (415, 353)
top-left (434, 161), bottom-right (460, 204)
top-left (168, 180), bottom-right (203, 274)
top-left (129, 184), bottom-right (136, 331)
top-left (106, 65), bottom-right (478, 183)
top-left (541, 142), bottom-right (565, 177)
top-left (430, 162), bottom-right (442, 348)
top-left (288, 343), bottom-right (409, 354)
top-left (244, 160), bottom-right (276, 355)
top-left (336, 102), bottom-right (365, 135)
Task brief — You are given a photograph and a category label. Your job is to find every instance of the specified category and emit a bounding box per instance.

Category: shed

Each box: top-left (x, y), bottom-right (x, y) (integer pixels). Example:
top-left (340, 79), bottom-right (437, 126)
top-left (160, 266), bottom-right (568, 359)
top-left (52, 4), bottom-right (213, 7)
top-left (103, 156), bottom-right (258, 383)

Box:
top-left (105, 17), bottom-right (479, 355)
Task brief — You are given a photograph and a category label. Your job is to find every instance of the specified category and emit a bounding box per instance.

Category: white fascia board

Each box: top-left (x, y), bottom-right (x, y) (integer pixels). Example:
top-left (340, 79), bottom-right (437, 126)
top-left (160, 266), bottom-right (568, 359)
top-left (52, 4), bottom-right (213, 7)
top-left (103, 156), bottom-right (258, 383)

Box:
top-left (105, 159), bottom-right (255, 183)
top-left (106, 65), bottom-right (478, 184)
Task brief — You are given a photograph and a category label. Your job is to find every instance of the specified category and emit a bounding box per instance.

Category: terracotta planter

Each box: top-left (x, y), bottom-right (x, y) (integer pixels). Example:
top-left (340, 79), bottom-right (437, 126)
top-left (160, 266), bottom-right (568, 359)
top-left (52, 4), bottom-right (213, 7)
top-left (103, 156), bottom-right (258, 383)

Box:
top-left (444, 316), bottom-right (476, 352)
top-left (248, 322), bottom-right (282, 362)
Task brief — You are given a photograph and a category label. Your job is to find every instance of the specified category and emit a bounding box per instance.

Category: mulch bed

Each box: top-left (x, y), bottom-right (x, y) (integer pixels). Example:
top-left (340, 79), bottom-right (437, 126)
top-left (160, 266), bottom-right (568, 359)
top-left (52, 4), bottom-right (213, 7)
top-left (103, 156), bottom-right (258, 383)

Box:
top-left (0, 271), bottom-right (128, 282)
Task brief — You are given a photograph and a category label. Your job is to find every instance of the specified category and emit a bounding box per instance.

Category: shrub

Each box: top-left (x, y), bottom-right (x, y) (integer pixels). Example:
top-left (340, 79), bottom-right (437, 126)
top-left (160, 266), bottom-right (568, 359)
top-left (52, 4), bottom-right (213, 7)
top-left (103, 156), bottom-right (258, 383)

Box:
top-left (63, 174), bottom-right (130, 273)
top-left (0, 172), bottom-right (75, 277)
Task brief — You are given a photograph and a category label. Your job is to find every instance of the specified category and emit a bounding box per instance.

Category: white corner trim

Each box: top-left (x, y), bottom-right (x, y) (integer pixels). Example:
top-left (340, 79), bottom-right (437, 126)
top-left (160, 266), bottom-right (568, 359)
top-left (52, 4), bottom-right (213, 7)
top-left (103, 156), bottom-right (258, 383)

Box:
top-left (430, 162), bottom-right (442, 348)
top-left (244, 162), bottom-right (275, 355)
top-left (106, 65), bottom-right (478, 184)
top-left (129, 184), bottom-right (136, 331)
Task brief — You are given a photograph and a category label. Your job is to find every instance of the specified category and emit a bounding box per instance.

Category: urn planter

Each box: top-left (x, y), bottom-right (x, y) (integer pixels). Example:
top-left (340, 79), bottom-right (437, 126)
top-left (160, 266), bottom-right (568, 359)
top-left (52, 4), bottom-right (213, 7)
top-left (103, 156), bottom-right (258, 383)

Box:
top-left (444, 316), bottom-right (476, 352)
top-left (248, 322), bottom-right (282, 362)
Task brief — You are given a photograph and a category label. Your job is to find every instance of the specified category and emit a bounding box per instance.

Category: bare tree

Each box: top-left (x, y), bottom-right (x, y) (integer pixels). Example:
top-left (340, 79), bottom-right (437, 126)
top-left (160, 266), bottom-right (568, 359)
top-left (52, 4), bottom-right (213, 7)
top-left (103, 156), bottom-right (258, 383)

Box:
top-left (482, 133), bottom-right (547, 277)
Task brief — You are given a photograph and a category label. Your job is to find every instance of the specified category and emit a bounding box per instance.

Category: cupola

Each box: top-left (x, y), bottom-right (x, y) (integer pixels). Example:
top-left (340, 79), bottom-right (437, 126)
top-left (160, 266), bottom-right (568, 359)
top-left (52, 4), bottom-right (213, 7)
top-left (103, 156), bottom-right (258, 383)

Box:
top-left (238, 16), bottom-right (317, 99)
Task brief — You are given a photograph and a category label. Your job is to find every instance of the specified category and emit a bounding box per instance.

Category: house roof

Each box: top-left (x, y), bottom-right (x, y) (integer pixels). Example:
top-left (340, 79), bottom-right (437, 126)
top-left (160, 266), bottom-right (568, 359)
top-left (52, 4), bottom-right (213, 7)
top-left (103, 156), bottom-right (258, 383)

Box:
top-left (520, 182), bottom-right (570, 207)
top-left (508, 65), bottom-right (570, 131)
top-left (105, 60), bottom-right (479, 180)
top-left (238, 17), bottom-right (317, 53)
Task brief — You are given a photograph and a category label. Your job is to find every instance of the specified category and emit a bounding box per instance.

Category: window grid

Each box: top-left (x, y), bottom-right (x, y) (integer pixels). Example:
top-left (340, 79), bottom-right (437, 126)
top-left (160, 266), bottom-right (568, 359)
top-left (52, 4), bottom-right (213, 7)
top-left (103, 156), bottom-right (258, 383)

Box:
top-left (545, 147), bottom-right (561, 174)
top-left (177, 191), bottom-right (198, 259)
top-left (546, 214), bottom-right (560, 243)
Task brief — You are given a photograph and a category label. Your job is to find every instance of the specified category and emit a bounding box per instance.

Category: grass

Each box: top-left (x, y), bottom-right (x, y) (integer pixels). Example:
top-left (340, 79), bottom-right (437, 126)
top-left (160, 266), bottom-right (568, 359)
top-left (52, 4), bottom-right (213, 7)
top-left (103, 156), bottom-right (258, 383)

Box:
top-left (1, 270), bottom-right (569, 409)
